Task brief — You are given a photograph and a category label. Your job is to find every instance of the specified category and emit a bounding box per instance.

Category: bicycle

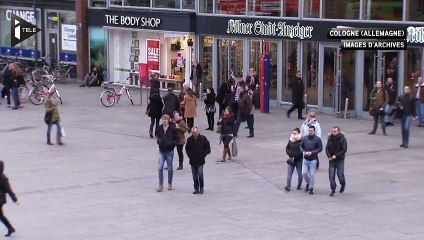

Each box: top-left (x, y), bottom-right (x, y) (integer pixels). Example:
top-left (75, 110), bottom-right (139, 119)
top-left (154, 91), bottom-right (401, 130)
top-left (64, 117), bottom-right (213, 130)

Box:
top-left (100, 81), bottom-right (134, 107)
top-left (52, 62), bottom-right (74, 84)
top-left (28, 75), bottom-right (63, 105)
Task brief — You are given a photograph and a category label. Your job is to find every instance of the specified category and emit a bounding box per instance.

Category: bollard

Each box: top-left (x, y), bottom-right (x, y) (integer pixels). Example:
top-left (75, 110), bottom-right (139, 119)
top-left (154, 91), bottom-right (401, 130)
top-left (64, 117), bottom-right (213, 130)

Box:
top-left (304, 93), bottom-right (308, 115)
top-left (344, 98), bottom-right (349, 119)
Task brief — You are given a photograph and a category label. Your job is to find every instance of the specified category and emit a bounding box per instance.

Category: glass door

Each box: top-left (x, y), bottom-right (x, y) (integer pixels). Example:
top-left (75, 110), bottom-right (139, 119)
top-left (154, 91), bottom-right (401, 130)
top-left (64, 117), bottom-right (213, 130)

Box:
top-left (48, 32), bottom-right (58, 63)
top-left (217, 39), bottom-right (243, 87)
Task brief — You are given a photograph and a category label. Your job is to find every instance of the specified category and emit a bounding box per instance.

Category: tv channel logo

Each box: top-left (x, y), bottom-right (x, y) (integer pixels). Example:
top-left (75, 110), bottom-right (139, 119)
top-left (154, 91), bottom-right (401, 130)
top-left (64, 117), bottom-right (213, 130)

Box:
top-left (10, 14), bottom-right (41, 47)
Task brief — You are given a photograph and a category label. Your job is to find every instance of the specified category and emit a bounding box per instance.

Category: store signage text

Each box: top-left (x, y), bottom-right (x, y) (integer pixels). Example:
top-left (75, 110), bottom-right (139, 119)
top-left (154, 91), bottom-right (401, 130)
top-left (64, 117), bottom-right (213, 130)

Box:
top-left (61, 24), bottom-right (77, 52)
top-left (406, 26), bottom-right (424, 44)
top-left (226, 19), bottom-right (313, 39)
top-left (5, 9), bottom-right (36, 24)
top-left (105, 14), bottom-right (161, 28)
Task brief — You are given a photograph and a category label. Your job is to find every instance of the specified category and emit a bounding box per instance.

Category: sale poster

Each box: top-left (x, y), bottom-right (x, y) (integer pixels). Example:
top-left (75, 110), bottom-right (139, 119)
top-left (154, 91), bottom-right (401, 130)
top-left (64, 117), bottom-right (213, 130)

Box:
top-left (146, 39), bottom-right (160, 72)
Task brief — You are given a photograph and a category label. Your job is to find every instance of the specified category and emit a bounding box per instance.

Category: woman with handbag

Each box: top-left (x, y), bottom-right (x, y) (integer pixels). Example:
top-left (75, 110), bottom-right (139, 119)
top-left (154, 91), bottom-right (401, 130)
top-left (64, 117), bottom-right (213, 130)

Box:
top-left (147, 92), bottom-right (164, 138)
top-left (204, 87), bottom-right (216, 131)
top-left (284, 128), bottom-right (303, 191)
top-left (217, 106), bottom-right (236, 162)
top-left (45, 92), bottom-right (64, 145)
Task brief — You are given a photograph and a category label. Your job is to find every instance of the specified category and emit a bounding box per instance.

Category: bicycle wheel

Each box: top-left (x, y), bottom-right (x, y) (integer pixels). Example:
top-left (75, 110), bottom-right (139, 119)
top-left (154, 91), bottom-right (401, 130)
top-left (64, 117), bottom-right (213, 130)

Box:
top-left (53, 68), bottom-right (67, 84)
top-left (126, 89), bottom-right (134, 105)
top-left (100, 90), bottom-right (115, 107)
top-left (32, 69), bottom-right (48, 83)
top-left (29, 85), bottom-right (48, 105)
top-left (18, 86), bottom-right (29, 103)
top-left (55, 89), bottom-right (63, 104)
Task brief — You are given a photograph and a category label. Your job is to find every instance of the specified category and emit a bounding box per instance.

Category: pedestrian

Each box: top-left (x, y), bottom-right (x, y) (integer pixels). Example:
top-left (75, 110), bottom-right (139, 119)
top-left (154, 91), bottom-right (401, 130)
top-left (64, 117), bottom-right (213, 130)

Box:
top-left (396, 86), bottom-right (417, 148)
top-left (173, 111), bottom-right (187, 170)
top-left (217, 106), bottom-right (236, 162)
top-left (384, 78), bottom-right (397, 126)
top-left (287, 71), bottom-right (305, 119)
top-left (0, 161), bottom-right (18, 237)
top-left (1, 64), bottom-right (13, 107)
top-left (155, 114), bottom-right (179, 192)
top-left (234, 82), bottom-right (254, 138)
top-left (182, 88), bottom-right (197, 133)
top-left (179, 83), bottom-right (189, 119)
top-left (11, 63), bottom-right (24, 110)
top-left (300, 112), bottom-right (321, 169)
top-left (216, 79), bottom-right (232, 118)
top-left (245, 68), bottom-right (258, 91)
top-left (415, 77), bottom-right (424, 127)
top-left (150, 72), bottom-right (160, 95)
top-left (185, 127), bottom-right (211, 194)
top-left (190, 60), bottom-right (202, 97)
top-left (79, 65), bottom-right (102, 87)
top-left (204, 87), bottom-right (216, 131)
top-left (369, 80), bottom-right (389, 135)
top-left (147, 92), bottom-right (163, 138)
top-left (284, 128), bottom-right (303, 192)
top-left (45, 92), bottom-right (64, 145)
top-left (232, 75), bottom-right (244, 120)
top-left (300, 125), bottom-right (323, 195)
top-left (162, 87), bottom-right (180, 118)
top-left (325, 126), bottom-right (348, 196)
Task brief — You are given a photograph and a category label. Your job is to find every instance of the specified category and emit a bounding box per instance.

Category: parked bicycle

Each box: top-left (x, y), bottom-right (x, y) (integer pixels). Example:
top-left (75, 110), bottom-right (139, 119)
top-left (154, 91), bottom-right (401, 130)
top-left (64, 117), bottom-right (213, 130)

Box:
top-left (28, 75), bottom-right (63, 105)
top-left (52, 62), bottom-right (74, 84)
top-left (100, 80), bottom-right (134, 107)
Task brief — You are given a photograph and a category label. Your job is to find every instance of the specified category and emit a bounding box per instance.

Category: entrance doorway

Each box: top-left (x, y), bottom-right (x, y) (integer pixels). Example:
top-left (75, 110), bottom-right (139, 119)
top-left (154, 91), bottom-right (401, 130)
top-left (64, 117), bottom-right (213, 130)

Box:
top-left (363, 50), bottom-right (400, 111)
top-left (48, 32), bottom-right (58, 63)
top-left (320, 45), bottom-right (356, 117)
top-left (217, 39), bottom-right (243, 87)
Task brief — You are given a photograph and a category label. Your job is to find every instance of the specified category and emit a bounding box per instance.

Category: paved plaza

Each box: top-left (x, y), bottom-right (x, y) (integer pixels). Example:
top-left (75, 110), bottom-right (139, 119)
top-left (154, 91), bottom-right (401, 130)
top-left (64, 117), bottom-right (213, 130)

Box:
top-left (0, 83), bottom-right (423, 240)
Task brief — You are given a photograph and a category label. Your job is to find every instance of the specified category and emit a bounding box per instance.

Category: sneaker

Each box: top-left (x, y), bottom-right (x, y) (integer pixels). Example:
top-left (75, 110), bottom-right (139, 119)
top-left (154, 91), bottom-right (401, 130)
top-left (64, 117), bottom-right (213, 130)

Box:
top-left (247, 135), bottom-right (254, 138)
top-left (5, 228), bottom-right (15, 237)
top-left (305, 184), bottom-right (309, 192)
top-left (284, 186), bottom-right (290, 192)
top-left (309, 188), bottom-right (314, 195)
top-left (12, 106), bottom-right (18, 110)
top-left (193, 190), bottom-right (199, 194)
top-left (368, 131), bottom-right (376, 135)
top-left (296, 186), bottom-right (302, 190)
top-left (7, 104), bottom-right (11, 108)
top-left (177, 165), bottom-right (183, 170)
top-left (156, 185), bottom-right (163, 192)
top-left (330, 190), bottom-right (336, 196)
top-left (340, 185), bottom-right (345, 193)
top-left (149, 133), bottom-right (154, 138)
top-left (400, 143), bottom-right (405, 147)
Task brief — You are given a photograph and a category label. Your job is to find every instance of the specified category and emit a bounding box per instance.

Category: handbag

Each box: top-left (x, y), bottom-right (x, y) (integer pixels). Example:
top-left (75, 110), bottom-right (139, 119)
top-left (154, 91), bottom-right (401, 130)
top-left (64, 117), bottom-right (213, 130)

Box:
top-left (44, 111), bottom-right (52, 124)
top-left (145, 106), bottom-right (150, 115)
top-left (231, 138), bottom-right (238, 157)
top-left (61, 126), bottom-right (66, 137)
top-left (286, 157), bottom-right (294, 164)
top-left (216, 125), bottom-right (222, 133)
top-left (205, 105), bottom-right (216, 113)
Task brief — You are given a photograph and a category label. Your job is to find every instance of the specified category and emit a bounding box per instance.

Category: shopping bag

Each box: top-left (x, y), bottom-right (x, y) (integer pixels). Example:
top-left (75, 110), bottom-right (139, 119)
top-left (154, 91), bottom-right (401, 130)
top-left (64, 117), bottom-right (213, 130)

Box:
top-left (61, 126), bottom-right (66, 137)
top-left (231, 138), bottom-right (238, 157)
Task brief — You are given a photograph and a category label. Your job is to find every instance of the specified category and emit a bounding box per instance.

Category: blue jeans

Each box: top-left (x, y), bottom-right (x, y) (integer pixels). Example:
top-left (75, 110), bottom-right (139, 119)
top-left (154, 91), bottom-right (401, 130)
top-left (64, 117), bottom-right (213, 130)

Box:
top-left (158, 151), bottom-right (174, 185)
top-left (11, 87), bottom-right (20, 107)
top-left (191, 164), bottom-right (204, 191)
top-left (302, 159), bottom-right (317, 188)
top-left (417, 102), bottom-right (424, 125)
top-left (384, 104), bottom-right (394, 123)
top-left (47, 121), bottom-right (62, 143)
top-left (329, 160), bottom-right (346, 191)
top-left (286, 160), bottom-right (303, 189)
top-left (401, 116), bottom-right (412, 145)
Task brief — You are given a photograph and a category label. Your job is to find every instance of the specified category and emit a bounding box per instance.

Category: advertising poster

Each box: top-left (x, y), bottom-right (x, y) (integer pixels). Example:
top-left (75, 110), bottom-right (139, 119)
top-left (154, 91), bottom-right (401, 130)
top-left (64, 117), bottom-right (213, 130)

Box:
top-left (146, 39), bottom-right (160, 72)
top-left (61, 24), bottom-right (77, 51)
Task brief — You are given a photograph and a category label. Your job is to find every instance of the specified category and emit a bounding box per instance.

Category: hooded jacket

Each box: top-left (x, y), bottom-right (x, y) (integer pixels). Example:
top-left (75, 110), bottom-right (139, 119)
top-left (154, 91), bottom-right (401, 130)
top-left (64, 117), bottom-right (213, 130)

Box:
top-left (0, 161), bottom-right (17, 205)
top-left (325, 132), bottom-right (348, 161)
top-left (286, 132), bottom-right (303, 162)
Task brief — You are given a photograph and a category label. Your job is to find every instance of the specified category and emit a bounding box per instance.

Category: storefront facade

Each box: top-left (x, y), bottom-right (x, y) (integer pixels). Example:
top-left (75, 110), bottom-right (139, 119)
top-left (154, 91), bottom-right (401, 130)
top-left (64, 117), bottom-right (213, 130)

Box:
top-left (88, 0), bottom-right (424, 117)
top-left (0, 0), bottom-right (76, 63)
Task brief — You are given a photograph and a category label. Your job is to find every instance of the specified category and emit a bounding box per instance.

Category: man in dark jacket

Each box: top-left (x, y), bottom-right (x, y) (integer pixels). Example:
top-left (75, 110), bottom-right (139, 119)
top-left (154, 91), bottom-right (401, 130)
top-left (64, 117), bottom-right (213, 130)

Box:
top-left (0, 161), bottom-right (18, 237)
top-left (300, 125), bottom-right (323, 194)
top-left (287, 71), bottom-right (305, 119)
top-left (325, 126), bottom-right (348, 196)
top-left (216, 79), bottom-right (232, 118)
top-left (155, 114), bottom-right (179, 192)
top-left (384, 78), bottom-right (397, 126)
top-left (185, 127), bottom-right (211, 194)
top-left (1, 64), bottom-right (13, 107)
top-left (234, 83), bottom-right (254, 138)
top-left (397, 86), bottom-right (417, 148)
top-left (150, 72), bottom-right (161, 95)
top-left (369, 80), bottom-right (389, 135)
top-left (162, 88), bottom-right (180, 118)
top-left (190, 60), bottom-right (203, 97)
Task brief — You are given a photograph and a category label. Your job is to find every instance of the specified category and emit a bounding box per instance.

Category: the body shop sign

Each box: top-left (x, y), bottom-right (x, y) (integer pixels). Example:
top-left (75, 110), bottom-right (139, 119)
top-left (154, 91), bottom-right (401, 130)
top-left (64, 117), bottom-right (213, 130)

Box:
top-left (147, 39), bottom-right (160, 72)
top-left (61, 24), bottom-right (77, 51)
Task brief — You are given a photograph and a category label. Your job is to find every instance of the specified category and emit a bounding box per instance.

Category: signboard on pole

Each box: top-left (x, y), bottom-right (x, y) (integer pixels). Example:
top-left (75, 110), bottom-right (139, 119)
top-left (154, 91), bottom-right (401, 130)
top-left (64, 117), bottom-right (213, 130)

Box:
top-left (61, 24), bottom-right (77, 51)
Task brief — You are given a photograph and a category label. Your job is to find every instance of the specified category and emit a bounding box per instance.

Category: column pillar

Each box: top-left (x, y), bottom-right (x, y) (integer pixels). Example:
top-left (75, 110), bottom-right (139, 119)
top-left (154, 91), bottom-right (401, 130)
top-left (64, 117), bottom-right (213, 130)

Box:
top-left (76, 0), bottom-right (89, 80)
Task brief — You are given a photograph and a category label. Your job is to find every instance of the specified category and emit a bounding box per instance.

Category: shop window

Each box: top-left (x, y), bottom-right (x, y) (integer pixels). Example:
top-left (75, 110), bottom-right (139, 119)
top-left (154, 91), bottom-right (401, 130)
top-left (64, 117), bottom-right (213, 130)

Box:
top-left (215, 0), bottom-right (246, 15)
top-left (199, 0), bottom-right (213, 13)
top-left (152, 0), bottom-right (181, 8)
top-left (47, 12), bottom-right (59, 29)
top-left (199, 36), bottom-right (213, 89)
top-left (303, 0), bottom-right (319, 18)
top-left (60, 12), bottom-right (76, 25)
top-left (282, 41), bottom-right (298, 102)
top-left (247, 0), bottom-right (298, 17)
top-left (362, 0), bottom-right (403, 20)
top-left (91, 0), bottom-right (106, 7)
top-left (323, 0), bottom-right (360, 19)
top-left (125, 0), bottom-right (150, 7)
top-left (90, 27), bottom-right (107, 77)
top-left (405, 48), bottom-right (423, 88)
top-left (182, 0), bottom-right (195, 9)
top-left (406, 0), bottom-right (424, 21)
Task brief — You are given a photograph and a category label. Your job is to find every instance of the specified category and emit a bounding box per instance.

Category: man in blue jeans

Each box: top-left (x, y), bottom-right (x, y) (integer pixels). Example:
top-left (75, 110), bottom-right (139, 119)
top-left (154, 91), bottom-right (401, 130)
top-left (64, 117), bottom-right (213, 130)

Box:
top-left (397, 86), bottom-right (417, 148)
top-left (415, 77), bottom-right (424, 127)
top-left (300, 125), bottom-right (322, 195)
top-left (155, 114), bottom-right (178, 192)
top-left (325, 126), bottom-right (348, 196)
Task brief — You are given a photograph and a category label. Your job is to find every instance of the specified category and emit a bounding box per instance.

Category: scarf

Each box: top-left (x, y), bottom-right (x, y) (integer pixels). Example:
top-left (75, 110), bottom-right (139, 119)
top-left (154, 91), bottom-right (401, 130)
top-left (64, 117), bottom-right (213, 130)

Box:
top-left (289, 133), bottom-right (301, 142)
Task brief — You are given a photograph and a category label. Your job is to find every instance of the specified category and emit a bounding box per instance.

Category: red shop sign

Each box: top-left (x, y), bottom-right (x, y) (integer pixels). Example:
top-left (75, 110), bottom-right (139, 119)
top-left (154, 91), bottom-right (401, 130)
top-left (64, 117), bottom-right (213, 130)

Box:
top-left (146, 39), bottom-right (160, 72)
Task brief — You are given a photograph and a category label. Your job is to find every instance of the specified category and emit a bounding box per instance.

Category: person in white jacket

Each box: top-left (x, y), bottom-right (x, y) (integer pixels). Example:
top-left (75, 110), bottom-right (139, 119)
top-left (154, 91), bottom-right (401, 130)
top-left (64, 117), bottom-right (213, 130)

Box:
top-left (300, 112), bottom-right (322, 169)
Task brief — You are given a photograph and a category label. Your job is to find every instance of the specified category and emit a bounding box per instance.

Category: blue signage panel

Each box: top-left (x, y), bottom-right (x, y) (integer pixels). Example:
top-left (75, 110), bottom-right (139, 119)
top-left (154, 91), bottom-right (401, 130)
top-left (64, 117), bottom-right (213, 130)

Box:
top-left (0, 47), bottom-right (41, 59)
top-left (59, 53), bottom-right (77, 62)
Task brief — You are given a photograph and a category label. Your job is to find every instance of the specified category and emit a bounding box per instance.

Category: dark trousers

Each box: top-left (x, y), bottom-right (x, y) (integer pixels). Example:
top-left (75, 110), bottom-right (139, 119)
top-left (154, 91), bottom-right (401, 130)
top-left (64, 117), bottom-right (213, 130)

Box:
top-left (206, 112), bottom-right (215, 129)
top-left (286, 160), bottom-right (303, 189)
top-left (371, 107), bottom-right (386, 134)
top-left (235, 113), bottom-right (254, 136)
top-left (0, 205), bottom-right (13, 230)
top-left (191, 164), bottom-right (204, 191)
top-left (232, 102), bottom-right (239, 120)
top-left (329, 160), bottom-right (346, 191)
top-left (11, 87), bottom-right (20, 107)
top-left (176, 144), bottom-right (184, 166)
top-left (218, 103), bottom-right (226, 119)
top-left (287, 102), bottom-right (303, 118)
top-left (149, 117), bottom-right (160, 135)
top-left (1, 86), bottom-right (11, 105)
top-left (186, 118), bottom-right (194, 132)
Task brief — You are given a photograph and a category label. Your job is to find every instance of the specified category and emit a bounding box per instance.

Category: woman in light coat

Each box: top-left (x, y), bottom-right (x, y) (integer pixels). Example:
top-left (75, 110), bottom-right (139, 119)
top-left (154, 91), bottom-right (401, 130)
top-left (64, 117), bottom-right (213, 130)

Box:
top-left (183, 88), bottom-right (197, 133)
